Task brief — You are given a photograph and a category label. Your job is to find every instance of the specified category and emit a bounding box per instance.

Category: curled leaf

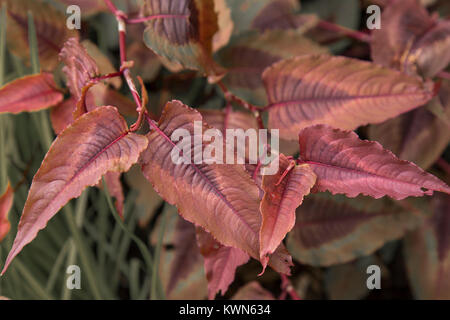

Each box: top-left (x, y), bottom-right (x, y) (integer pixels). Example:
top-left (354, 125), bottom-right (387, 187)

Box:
top-left (259, 154), bottom-right (316, 268)
top-left (0, 73), bottom-right (63, 114)
top-left (60, 37), bottom-right (99, 102)
top-left (140, 100), bottom-right (292, 274)
top-left (370, 0), bottom-right (450, 77)
top-left (298, 124), bottom-right (450, 200)
top-left (196, 227), bottom-right (249, 299)
top-left (141, 0), bottom-right (225, 77)
top-left (263, 55), bottom-right (435, 140)
top-left (1, 106), bottom-right (148, 274)
top-left (0, 183), bottom-right (13, 242)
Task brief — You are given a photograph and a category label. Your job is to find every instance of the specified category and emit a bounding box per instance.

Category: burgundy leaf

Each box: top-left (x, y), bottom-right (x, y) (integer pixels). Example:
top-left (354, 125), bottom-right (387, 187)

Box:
top-left (0, 183), bottom-right (13, 242)
top-left (298, 124), bottom-right (450, 200)
top-left (287, 194), bottom-right (419, 266)
top-left (263, 55), bottom-right (434, 140)
top-left (139, 100), bottom-right (293, 274)
top-left (260, 154), bottom-right (316, 268)
top-left (369, 82), bottom-right (450, 170)
top-left (371, 0), bottom-right (450, 77)
top-left (196, 227), bottom-right (249, 299)
top-left (0, 73), bottom-right (63, 114)
top-left (226, 0), bottom-right (305, 35)
top-left (251, 0), bottom-right (317, 33)
top-left (167, 217), bottom-right (202, 294)
top-left (1, 106), bottom-right (148, 274)
top-left (404, 193), bottom-right (450, 299)
top-left (2, 0), bottom-right (79, 70)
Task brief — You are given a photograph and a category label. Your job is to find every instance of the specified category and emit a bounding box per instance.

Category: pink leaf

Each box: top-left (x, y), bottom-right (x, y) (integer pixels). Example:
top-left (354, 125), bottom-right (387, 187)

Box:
top-left (298, 124), bottom-right (450, 200)
top-left (259, 154), bottom-right (316, 269)
top-left (0, 73), bottom-right (63, 114)
top-left (196, 227), bottom-right (249, 299)
top-left (140, 100), bottom-right (293, 274)
top-left (263, 55), bottom-right (434, 140)
top-left (1, 106), bottom-right (148, 274)
top-left (0, 183), bottom-right (13, 242)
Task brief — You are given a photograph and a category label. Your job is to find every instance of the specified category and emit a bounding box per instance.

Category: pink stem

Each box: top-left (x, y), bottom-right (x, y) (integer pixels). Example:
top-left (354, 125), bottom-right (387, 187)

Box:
top-left (317, 20), bottom-right (371, 43)
top-left (437, 71), bottom-right (450, 81)
top-left (280, 274), bottom-right (301, 300)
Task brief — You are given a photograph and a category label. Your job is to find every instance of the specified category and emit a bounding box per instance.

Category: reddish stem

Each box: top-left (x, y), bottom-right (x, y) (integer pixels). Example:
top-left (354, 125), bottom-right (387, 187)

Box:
top-left (317, 20), bottom-right (371, 43)
top-left (280, 274), bottom-right (301, 300)
top-left (126, 14), bottom-right (188, 24)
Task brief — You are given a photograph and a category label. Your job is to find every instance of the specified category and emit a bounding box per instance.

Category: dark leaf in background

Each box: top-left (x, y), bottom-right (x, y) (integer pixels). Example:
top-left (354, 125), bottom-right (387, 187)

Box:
top-left (404, 193), bottom-right (450, 299)
top-left (217, 30), bottom-right (326, 105)
top-left (371, 0), bottom-right (450, 77)
top-left (1, 0), bottom-right (79, 71)
top-left (287, 193), bottom-right (420, 266)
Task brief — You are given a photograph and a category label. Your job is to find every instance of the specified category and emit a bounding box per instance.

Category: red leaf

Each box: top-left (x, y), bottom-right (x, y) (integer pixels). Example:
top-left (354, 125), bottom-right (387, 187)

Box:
top-left (196, 227), bottom-right (249, 299)
top-left (140, 100), bottom-right (293, 274)
top-left (263, 55), bottom-right (434, 140)
top-left (0, 73), bottom-right (63, 114)
top-left (0, 183), bottom-right (13, 242)
top-left (298, 124), bottom-right (450, 200)
top-left (259, 154), bottom-right (316, 269)
top-left (1, 106), bottom-right (148, 274)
